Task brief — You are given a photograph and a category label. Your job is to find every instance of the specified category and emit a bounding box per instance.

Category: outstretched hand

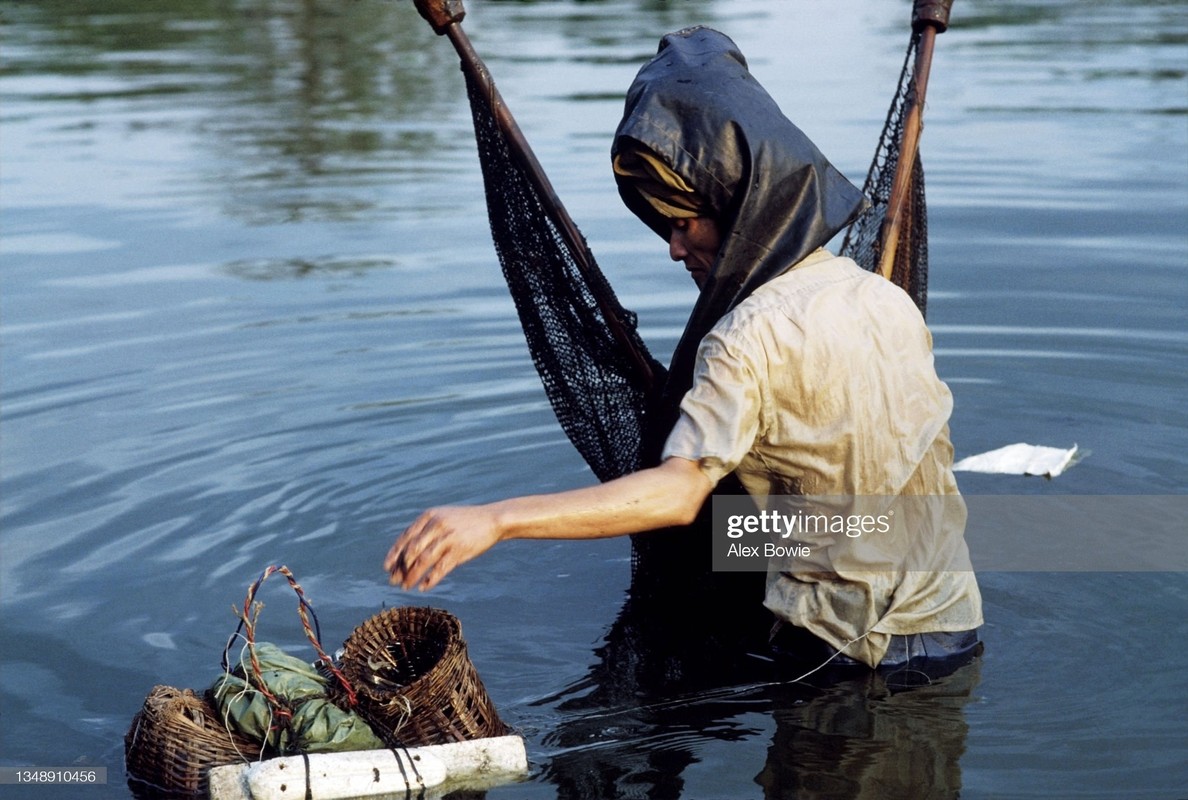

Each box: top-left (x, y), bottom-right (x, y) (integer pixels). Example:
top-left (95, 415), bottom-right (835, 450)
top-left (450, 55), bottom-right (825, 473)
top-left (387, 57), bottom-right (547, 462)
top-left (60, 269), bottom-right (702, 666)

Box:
top-left (383, 458), bottom-right (712, 592)
top-left (384, 505), bottom-right (502, 591)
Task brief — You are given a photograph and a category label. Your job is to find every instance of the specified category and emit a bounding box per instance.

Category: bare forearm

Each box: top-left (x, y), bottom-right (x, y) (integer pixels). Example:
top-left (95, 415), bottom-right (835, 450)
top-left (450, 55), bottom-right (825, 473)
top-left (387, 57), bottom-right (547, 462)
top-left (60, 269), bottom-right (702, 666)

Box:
top-left (492, 457), bottom-right (712, 541)
top-left (384, 457), bottom-right (712, 590)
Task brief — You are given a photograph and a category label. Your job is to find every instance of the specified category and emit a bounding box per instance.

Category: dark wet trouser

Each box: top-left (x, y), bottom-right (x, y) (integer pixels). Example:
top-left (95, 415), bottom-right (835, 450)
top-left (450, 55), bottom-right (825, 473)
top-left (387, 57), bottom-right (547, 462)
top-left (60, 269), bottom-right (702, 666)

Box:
top-left (770, 623), bottom-right (983, 683)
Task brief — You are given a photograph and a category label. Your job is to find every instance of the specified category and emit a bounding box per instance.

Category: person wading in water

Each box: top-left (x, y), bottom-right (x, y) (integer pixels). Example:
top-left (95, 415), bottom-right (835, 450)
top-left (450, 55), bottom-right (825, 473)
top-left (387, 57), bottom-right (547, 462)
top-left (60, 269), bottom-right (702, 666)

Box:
top-left (386, 26), bottom-right (981, 673)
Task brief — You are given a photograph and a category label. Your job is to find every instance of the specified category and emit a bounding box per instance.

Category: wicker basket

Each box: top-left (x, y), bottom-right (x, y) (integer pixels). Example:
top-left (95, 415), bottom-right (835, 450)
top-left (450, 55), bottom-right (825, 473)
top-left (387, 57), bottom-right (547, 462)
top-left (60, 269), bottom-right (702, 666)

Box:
top-left (124, 684), bottom-right (260, 798)
top-left (338, 607), bottom-right (510, 746)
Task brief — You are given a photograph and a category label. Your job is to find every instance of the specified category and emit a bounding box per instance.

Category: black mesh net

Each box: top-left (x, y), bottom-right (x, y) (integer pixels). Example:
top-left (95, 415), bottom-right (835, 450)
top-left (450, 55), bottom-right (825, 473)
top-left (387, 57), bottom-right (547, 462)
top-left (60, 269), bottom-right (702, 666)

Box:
top-left (465, 74), bottom-right (663, 483)
top-left (460, 28), bottom-right (933, 587)
top-left (840, 29), bottom-right (930, 317)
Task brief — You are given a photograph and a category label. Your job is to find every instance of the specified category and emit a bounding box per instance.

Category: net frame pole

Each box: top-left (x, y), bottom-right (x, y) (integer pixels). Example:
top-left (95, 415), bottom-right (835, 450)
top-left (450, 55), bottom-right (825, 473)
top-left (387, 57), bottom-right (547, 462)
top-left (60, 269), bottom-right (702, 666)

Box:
top-left (413, 0), bottom-right (657, 390)
top-left (877, 1), bottom-right (953, 281)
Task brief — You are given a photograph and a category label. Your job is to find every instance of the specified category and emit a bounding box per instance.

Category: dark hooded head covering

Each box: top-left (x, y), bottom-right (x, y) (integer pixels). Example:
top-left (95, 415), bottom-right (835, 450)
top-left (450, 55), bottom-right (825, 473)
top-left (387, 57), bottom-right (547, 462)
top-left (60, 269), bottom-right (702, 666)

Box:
top-left (612, 27), bottom-right (866, 451)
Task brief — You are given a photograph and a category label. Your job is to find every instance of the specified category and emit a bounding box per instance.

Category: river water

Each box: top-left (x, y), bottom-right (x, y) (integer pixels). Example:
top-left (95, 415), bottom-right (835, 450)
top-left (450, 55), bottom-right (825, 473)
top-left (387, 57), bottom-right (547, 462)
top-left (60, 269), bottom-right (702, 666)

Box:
top-left (1, 0), bottom-right (1185, 798)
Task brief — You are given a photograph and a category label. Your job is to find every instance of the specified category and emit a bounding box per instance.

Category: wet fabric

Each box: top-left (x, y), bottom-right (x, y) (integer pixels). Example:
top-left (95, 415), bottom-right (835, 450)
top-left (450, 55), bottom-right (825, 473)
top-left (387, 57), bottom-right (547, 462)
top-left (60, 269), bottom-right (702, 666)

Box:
top-left (463, 24), bottom-right (947, 616)
top-left (770, 623), bottom-right (982, 677)
top-left (612, 27), bottom-right (867, 589)
top-left (612, 26), bottom-right (867, 441)
top-left (662, 251), bottom-right (946, 497)
top-left (612, 144), bottom-right (704, 219)
top-left (211, 642), bottom-right (386, 754)
top-left (661, 251), bottom-right (982, 666)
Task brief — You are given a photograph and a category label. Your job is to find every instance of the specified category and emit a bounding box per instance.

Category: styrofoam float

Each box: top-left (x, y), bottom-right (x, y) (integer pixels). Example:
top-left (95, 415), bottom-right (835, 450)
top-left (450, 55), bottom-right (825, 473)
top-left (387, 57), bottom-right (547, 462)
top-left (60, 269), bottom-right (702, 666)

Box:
top-left (207, 735), bottom-right (528, 800)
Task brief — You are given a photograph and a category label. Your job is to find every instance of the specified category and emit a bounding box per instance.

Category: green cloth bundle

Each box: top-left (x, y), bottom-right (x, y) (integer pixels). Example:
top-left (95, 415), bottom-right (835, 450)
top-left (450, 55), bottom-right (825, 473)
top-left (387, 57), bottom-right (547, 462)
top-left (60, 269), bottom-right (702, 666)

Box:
top-left (212, 642), bottom-right (386, 754)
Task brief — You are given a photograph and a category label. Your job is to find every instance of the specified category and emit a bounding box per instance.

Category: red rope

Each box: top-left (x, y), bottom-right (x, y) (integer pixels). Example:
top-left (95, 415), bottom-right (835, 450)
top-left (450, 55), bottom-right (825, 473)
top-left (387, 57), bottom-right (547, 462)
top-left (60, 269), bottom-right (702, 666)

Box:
top-left (226, 565), bottom-right (359, 712)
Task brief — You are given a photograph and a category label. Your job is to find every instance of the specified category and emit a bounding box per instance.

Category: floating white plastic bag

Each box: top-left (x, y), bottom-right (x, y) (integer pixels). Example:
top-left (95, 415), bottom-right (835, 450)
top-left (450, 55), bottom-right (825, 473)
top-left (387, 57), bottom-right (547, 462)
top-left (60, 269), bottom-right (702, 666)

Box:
top-left (952, 443), bottom-right (1080, 478)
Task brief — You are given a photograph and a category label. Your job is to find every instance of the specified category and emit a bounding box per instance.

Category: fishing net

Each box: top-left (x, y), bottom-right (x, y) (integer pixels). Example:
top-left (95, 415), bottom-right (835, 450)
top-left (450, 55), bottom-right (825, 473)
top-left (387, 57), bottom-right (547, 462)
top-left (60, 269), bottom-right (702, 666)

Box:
top-left (462, 34), bottom-right (935, 491)
top-left (464, 73), bottom-right (662, 483)
top-left (453, 11), bottom-right (943, 605)
top-left (840, 27), bottom-right (931, 316)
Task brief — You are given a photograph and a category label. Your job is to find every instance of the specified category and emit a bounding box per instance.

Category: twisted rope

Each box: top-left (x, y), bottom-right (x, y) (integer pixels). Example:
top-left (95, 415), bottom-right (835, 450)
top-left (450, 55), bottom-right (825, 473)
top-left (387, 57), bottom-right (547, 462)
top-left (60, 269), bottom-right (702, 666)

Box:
top-left (220, 565), bottom-right (359, 715)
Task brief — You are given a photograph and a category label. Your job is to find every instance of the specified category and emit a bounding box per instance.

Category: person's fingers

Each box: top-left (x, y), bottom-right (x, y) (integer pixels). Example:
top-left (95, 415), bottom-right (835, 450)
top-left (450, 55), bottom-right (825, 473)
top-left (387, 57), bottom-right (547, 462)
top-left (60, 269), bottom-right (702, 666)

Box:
top-left (384, 512), bottom-right (435, 583)
top-left (418, 537), bottom-right (465, 591)
top-left (414, 524), bottom-right (469, 591)
top-left (386, 542), bottom-right (419, 587)
top-left (383, 538), bottom-right (403, 574)
top-left (385, 506), bottom-right (494, 591)
top-left (418, 555), bottom-right (449, 591)
top-left (400, 530), bottom-right (440, 590)
top-left (392, 511), bottom-right (458, 590)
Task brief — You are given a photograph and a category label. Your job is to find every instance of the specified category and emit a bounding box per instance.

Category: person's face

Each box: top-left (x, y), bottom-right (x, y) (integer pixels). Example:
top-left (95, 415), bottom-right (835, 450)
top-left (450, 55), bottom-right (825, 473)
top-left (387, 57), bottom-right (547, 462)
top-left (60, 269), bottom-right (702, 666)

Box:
top-left (669, 216), bottom-right (721, 288)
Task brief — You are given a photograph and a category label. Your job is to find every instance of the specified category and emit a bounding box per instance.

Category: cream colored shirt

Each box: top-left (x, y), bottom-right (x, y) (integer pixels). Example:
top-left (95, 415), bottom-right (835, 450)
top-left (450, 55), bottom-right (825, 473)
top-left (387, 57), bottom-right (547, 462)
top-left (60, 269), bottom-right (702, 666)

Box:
top-left (662, 250), bottom-right (982, 666)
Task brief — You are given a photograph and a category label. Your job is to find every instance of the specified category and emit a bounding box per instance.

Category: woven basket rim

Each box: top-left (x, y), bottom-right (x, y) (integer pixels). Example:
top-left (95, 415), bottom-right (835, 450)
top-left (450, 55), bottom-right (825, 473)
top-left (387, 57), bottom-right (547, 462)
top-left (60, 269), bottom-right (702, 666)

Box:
top-left (337, 606), bottom-right (507, 746)
top-left (125, 684), bottom-right (257, 798)
top-left (341, 607), bottom-right (464, 689)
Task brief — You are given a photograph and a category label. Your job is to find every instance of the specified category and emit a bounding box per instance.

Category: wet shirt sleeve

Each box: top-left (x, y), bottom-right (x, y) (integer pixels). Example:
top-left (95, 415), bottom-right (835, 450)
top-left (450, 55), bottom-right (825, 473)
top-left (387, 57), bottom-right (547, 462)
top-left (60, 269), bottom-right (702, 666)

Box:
top-left (661, 323), bottom-right (764, 485)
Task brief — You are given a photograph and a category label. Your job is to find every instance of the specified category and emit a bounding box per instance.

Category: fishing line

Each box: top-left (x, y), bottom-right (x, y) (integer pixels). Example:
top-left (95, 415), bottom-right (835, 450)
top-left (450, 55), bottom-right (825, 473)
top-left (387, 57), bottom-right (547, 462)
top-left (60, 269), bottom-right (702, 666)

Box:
top-left (553, 629), bottom-right (877, 724)
top-left (216, 635), bottom-right (274, 763)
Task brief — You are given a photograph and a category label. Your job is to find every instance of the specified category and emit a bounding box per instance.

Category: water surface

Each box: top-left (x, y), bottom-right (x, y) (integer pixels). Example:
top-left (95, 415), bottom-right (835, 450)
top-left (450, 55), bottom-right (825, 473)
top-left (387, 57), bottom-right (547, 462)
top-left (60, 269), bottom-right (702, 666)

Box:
top-left (2, 0), bottom-right (1186, 797)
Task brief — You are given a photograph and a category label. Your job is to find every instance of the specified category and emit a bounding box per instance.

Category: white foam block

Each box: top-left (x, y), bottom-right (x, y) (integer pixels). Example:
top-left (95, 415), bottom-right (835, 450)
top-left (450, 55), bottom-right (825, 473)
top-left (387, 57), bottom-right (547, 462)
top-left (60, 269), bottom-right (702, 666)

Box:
top-left (208, 735), bottom-right (528, 800)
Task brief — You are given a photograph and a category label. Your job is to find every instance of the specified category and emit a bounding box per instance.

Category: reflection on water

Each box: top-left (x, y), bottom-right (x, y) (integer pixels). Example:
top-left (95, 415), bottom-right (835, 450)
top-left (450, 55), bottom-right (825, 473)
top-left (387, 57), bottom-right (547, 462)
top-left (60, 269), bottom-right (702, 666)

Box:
top-left (757, 664), bottom-right (980, 800)
top-left (1, 0), bottom-right (1186, 797)
top-left (221, 255), bottom-right (401, 281)
top-left (1, 0), bottom-right (468, 226)
top-left (540, 581), bottom-right (981, 799)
